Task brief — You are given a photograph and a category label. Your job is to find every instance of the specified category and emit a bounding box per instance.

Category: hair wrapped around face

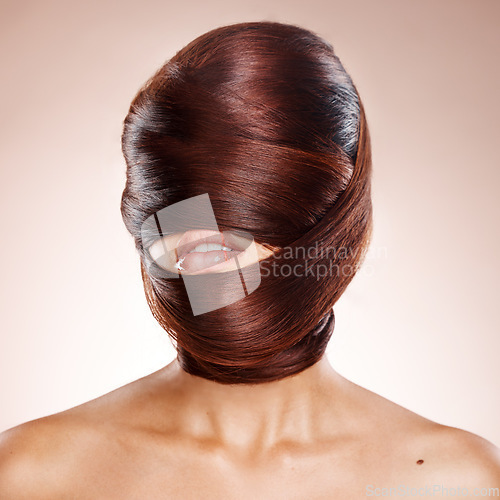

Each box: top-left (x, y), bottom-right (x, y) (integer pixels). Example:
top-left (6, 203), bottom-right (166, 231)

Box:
top-left (120, 21), bottom-right (373, 384)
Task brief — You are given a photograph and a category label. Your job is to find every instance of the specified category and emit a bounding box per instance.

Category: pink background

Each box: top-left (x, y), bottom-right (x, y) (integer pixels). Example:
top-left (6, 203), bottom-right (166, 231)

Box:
top-left (1, 0), bottom-right (499, 446)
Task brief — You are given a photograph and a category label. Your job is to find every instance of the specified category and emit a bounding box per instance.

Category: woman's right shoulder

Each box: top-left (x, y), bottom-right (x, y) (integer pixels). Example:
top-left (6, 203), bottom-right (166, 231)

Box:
top-left (0, 366), bottom-right (176, 499)
top-left (0, 372), bottom-right (160, 499)
top-left (0, 410), bottom-right (94, 499)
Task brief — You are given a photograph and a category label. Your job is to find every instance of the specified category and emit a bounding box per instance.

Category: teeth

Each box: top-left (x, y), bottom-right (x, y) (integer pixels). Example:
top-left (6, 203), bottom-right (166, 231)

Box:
top-left (188, 243), bottom-right (233, 253)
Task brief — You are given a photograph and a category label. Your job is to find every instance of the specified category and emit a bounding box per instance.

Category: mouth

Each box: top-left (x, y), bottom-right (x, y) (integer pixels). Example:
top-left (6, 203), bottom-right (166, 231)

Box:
top-left (175, 230), bottom-right (252, 274)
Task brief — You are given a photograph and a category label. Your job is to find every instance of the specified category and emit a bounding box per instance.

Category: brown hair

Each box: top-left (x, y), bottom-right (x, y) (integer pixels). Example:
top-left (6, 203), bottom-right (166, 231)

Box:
top-left (120, 21), bottom-right (373, 384)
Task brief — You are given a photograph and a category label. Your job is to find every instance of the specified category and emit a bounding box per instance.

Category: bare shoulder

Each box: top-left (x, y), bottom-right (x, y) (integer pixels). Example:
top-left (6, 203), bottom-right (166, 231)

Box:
top-left (344, 377), bottom-right (500, 488)
top-left (0, 411), bottom-right (93, 499)
top-left (422, 423), bottom-right (500, 483)
top-left (0, 370), bottom-right (163, 499)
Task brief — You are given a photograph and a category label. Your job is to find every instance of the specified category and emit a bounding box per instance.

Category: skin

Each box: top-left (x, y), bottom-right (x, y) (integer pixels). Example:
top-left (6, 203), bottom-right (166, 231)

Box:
top-left (1, 239), bottom-right (499, 499)
top-left (0, 357), bottom-right (499, 499)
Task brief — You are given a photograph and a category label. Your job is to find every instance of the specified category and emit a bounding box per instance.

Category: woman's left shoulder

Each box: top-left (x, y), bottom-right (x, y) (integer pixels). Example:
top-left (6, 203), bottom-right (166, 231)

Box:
top-left (421, 422), bottom-right (500, 483)
top-left (348, 380), bottom-right (500, 486)
top-left (383, 397), bottom-right (500, 487)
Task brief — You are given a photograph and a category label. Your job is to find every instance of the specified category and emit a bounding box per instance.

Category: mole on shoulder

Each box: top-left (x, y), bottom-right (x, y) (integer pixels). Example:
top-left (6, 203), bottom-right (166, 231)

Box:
top-left (416, 459), bottom-right (424, 465)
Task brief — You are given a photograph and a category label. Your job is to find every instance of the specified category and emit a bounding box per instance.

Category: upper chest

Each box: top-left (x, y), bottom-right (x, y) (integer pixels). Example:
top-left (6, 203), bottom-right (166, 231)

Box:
top-left (66, 437), bottom-right (427, 500)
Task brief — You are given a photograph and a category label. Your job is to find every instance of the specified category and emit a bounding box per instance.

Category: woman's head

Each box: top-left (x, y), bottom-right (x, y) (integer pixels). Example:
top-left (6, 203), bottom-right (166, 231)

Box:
top-left (120, 21), bottom-right (372, 384)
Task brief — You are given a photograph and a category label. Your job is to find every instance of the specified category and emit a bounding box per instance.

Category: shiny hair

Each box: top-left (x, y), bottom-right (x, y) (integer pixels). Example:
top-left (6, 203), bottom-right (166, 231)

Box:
top-left (120, 21), bottom-right (373, 384)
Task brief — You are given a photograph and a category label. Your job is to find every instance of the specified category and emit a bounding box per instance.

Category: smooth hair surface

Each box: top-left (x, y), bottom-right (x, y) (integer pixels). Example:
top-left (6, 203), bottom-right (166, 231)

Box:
top-left (121, 21), bottom-right (373, 384)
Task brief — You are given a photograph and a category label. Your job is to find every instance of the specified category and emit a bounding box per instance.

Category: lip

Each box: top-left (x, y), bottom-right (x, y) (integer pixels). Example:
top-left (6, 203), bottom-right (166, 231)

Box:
top-left (176, 230), bottom-right (250, 262)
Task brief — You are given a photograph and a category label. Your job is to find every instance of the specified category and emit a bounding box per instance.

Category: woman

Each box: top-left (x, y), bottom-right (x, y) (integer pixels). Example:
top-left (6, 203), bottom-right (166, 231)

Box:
top-left (1, 20), bottom-right (499, 499)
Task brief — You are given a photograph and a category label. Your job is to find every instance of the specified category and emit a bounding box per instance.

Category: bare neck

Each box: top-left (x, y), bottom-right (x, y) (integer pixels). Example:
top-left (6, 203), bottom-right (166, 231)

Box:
top-left (158, 354), bottom-right (349, 457)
